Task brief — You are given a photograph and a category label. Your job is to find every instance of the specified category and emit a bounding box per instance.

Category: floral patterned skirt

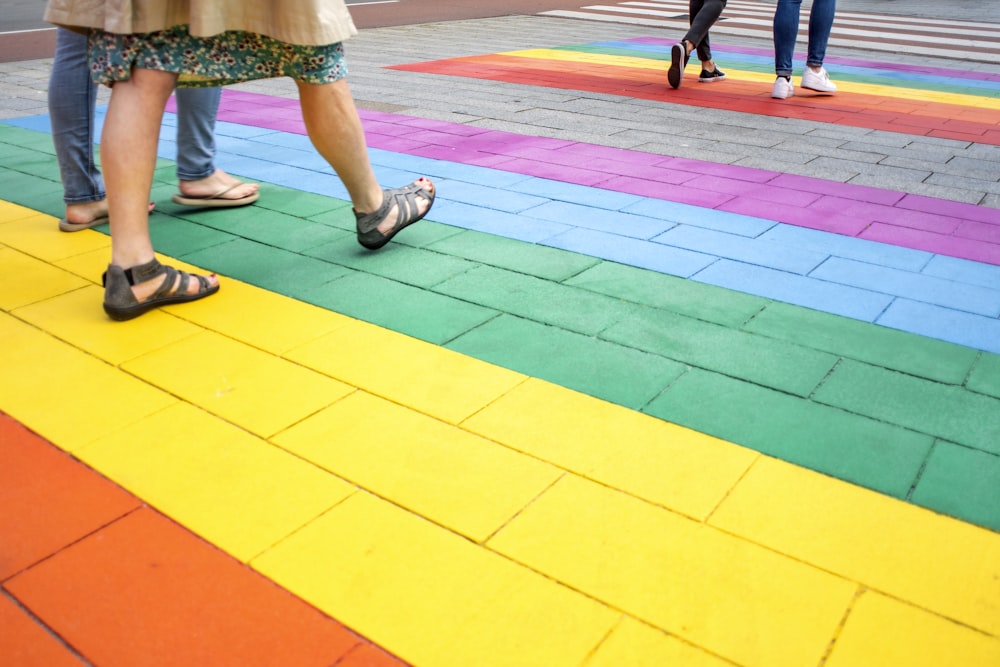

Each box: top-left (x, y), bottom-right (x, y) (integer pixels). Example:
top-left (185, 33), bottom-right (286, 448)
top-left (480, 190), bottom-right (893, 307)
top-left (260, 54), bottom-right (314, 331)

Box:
top-left (87, 24), bottom-right (347, 87)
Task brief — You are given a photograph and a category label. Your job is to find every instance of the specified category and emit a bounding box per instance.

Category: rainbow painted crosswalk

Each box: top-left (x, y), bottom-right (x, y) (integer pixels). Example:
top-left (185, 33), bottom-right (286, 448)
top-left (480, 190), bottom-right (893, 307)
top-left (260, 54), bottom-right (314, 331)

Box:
top-left (2, 34), bottom-right (998, 667)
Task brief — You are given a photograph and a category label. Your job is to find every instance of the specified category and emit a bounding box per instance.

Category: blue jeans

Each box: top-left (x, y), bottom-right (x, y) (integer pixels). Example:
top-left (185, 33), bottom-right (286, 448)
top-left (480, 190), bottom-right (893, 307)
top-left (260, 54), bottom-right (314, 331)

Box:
top-left (773, 0), bottom-right (837, 77)
top-left (48, 28), bottom-right (222, 204)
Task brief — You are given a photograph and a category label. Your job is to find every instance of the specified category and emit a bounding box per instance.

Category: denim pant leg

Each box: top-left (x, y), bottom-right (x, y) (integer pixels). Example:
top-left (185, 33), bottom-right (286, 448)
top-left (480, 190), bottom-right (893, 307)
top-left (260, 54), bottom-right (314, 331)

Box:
top-left (773, 0), bottom-right (802, 77)
top-left (48, 28), bottom-right (104, 204)
top-left (174, 87), bottom-right (221, 181)
top-left (684, 0), bottom-right (726, 62)
top-left (806, 0), bottom-right (837, 68)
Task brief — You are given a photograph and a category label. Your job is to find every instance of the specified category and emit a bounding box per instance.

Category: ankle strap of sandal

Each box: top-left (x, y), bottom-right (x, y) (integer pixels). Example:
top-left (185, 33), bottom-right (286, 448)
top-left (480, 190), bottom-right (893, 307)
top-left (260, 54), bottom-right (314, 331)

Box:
top-left (122, 259), bottom-right (164, 286)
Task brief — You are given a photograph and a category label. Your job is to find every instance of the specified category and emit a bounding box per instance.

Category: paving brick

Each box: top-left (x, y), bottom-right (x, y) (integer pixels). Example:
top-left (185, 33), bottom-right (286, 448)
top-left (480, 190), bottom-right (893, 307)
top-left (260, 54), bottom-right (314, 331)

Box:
top-left (440, 179), bottom-right (551, 213)
top-left (744, 301), bottom-right (979, 384)
top-left (509, 177), bottom-right (643, 210)
top-left (304, 235), bottom-right (478, 289)
top-left (967, 352), bottom-right (1000, 398)
top-left (463, 377), bottom-right (756, 519)
top-left (910, 441), bottom-right (1000, 531)
top-left (0, 594), bottom-right (84, 667)
top-left (813, 358), bottom-right (1000, 455)
top-left (488, 475), bottom-right (855, 667)
top-left (810, 256), bottom-right (1000, 316)
top-left (623, 197), bottom-right (778, 236)
top-left (448, 313), bottom-right (686, 409)
top-left (759, 223), bottom-right (931, 271)
top-left (310, 269), bottom-right (503, 344)
top-left (0, 313), bottom-right (178, 454)
top-left (825, 591), bottom-right (1000, 667)
top-left (431, 200), bottom-right (572, 243)
top-left (121, 331), bottom-right (355, 439)
top-left (286, 319), bottom-right (524, 424)
top-left (645, 368), bottom-right (933, 498)
top-left (604, 306), bottom-right (839, 396)
top-left (253, 184), bottom-right (350, 218)
top-left (585, 617), bottom-right (734, 667)
top-left (565, 260), bottom-right (768, 327)
top-left (0, 414), bottom-right (140, 580)
top-left (428, 228), bottom-right (600, 281)
top-left (434, 263), bottom-right (638, 336)
top-left (5, 508), bottom-right (361, 666)
top-left (548, 226), bottom-right (717, 276)
top-left (144, 213), bottom-right (239, 258)
top-left (878, 298), bottom-right (1000, 354)
top-left (253, 491), bottom-right (618, 667)
top-left (709, 457), bottom-right (1000, 637)
top-left (525, 200), bottom-right (677, 239)
top-left (695, 259), bottom-right (894, 320)
top-left (655, 223), bottom-right (827, 274)
top-left (273, 390), bottom-right (561, 542)
top-left (182, 237), bottom-right (354, 295)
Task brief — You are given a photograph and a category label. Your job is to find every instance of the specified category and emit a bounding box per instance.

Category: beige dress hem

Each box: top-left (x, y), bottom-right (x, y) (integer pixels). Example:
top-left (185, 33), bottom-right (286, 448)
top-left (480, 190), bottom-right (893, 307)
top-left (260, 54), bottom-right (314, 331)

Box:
top-left (44, 0), bottom-right (358, 46)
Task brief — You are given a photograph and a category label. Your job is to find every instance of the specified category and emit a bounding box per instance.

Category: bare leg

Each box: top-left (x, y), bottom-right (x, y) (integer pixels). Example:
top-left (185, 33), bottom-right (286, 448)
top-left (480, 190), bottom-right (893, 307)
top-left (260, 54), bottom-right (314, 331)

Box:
top-left (295, 78), bottom-right (433, 235)
top-left (101, 68), bottom-right (218, 300)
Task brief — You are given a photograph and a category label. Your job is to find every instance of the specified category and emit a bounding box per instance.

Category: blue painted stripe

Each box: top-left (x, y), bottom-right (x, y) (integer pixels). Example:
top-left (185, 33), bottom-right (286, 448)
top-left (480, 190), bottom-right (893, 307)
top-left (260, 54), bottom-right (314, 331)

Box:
top-left (5, 108), bottom-right (999, 353)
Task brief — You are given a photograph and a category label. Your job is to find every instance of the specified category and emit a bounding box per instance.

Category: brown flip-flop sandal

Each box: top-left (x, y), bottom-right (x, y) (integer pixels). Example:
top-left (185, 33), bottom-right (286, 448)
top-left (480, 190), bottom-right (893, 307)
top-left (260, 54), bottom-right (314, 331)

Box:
top-left (171, 182), bottom-right (259, 208)
top-left (58, 202), bottom-right (157, 232)
top-left (58, 215), bottom-right (109, 232)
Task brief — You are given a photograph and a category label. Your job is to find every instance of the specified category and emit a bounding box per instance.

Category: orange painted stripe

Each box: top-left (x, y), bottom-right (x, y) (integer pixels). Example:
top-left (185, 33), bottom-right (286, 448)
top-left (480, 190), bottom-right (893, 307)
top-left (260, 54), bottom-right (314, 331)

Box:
top-left (0, 413), bottom-right (408, 667)
top-left (392, 54), bottom-right (1000, 144)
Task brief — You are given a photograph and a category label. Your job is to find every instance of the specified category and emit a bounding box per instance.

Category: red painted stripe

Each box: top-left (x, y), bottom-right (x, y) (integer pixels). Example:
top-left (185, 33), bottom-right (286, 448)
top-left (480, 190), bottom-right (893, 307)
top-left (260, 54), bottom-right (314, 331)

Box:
top-left (390, 54), bottom-right (1000, 145)
top-left (0, 413), bottom-right (408, 667)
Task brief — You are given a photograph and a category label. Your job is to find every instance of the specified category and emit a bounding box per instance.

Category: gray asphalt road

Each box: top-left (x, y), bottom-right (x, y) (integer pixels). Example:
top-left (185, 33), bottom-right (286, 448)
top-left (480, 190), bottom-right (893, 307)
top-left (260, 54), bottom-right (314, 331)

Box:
top-left (4, 0), bottom-right (997, 34)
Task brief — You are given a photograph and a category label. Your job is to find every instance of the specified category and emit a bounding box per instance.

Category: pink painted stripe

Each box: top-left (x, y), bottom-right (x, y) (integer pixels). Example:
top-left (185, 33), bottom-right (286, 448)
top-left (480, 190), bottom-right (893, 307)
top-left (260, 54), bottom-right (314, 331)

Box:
top-left (185, 89), bottom-right (1000, 265)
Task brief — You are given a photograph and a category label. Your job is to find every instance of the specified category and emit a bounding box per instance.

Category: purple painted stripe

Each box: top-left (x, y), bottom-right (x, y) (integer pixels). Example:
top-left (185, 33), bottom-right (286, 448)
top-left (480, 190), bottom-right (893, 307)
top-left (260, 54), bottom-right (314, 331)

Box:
top-left (197, 89), bottom-right (1000, 265)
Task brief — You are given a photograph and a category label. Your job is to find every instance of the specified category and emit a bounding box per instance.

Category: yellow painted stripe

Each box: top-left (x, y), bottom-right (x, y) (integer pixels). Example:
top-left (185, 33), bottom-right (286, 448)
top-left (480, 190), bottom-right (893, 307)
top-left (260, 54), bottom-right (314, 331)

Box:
top-left (3, 204), bottom-right (998, 666)
top-left (502, 49), bottom-right (1000, 108)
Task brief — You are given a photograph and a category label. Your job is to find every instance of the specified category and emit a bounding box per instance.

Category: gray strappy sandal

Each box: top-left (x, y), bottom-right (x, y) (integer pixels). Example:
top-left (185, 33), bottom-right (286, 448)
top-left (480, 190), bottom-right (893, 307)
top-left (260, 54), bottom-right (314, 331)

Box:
top-left (355, 179), bottom-right (435, 250)
top-left (102, 258), bottom-right (219, 321)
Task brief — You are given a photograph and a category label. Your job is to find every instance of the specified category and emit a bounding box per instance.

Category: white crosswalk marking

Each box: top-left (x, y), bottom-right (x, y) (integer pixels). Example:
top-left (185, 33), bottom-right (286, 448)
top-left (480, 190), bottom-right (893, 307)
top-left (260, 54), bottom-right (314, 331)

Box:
top-left (541, 0), bottom-right (1000, 63)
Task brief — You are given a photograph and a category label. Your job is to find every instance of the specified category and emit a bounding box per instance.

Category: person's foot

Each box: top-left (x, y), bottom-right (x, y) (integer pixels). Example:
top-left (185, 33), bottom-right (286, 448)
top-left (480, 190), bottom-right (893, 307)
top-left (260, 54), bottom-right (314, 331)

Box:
top-left (801, 66), bottom-right (837, 94)
top-left (668, 41), bottom-right (690, 89)
top-left (354, 178), bottom-right (436, 250)
top-left (176, 169), bottom-right (259, 201)
top-left (698, 67), bottom-right (726, 82)
top-left (62, 200), bottom-right (109, 227)
top-left (102, 258), bottom-right (219, 321)
top-left (380, 178), bottom-right (434, 235)
top-left (59, 200), bottom-right (156, 232)
top-left (771, 76), bottom-right (795, 100)
top-left (130, 265), bottom-right (218, 304)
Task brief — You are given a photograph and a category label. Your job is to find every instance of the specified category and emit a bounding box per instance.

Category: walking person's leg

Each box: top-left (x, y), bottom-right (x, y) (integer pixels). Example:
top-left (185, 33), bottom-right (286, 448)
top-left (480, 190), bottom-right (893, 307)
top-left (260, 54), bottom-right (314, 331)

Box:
top-left (173, 87), bottom-right (259, 206)
top-left (174, 86), bottom-right (219, 182)
top-left (691, 0), bottom-right (727, 82)
top-left (48, 28), bottom-right (107, 231)
top-left (101, 67), bottom-right (219, 320)
top-left (686, 0), bottom-right (726, 61)
top-left (800, 0), bottom-right (838, 93)
top-left (771, 0), bottom-right (800, 98)
top-left (295, 78), bottom-right (434, 249)
top-left (670, 0), bottom-right (727, 88)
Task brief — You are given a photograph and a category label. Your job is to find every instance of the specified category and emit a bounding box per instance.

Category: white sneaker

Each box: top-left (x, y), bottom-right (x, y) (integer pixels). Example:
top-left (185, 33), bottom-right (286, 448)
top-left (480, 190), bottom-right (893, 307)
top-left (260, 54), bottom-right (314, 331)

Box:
top-left (771, 76), bottom-right (794, 99)
top-left (801, 66), bottom-right (837, 94)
